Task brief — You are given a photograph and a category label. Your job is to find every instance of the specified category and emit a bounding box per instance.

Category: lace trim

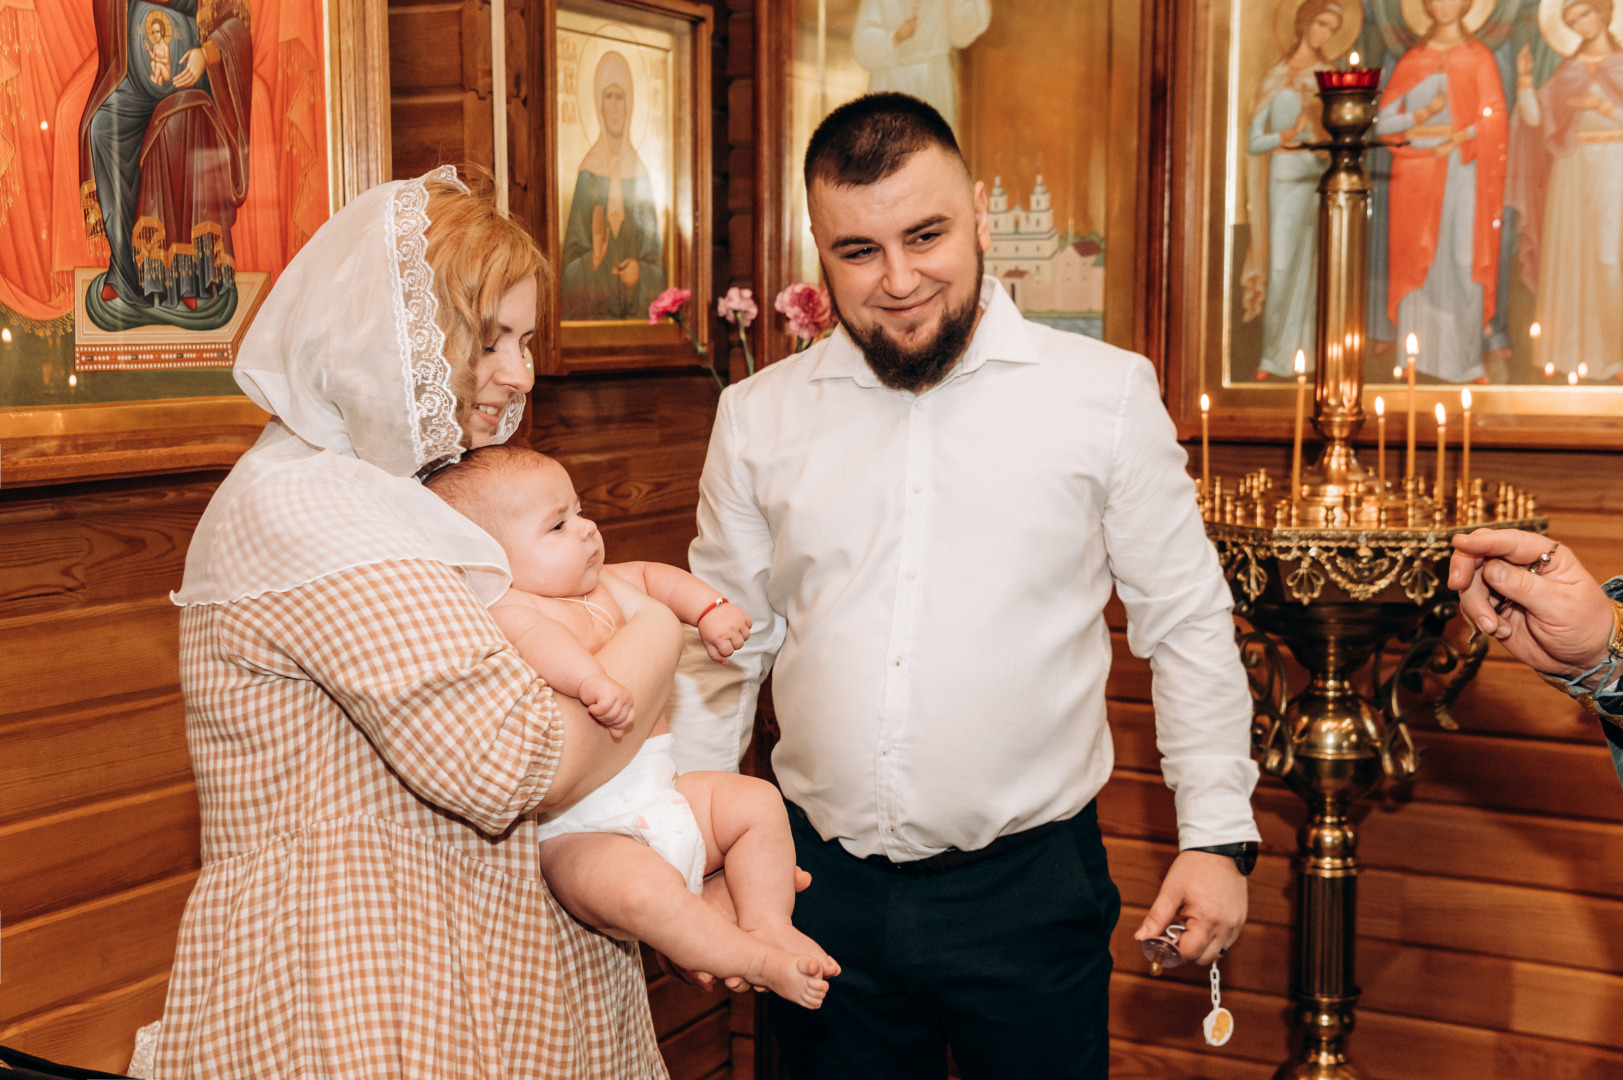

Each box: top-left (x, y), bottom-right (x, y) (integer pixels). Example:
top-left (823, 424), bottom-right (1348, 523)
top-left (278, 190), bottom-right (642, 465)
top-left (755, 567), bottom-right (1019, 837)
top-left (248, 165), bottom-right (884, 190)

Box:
top-left (387, 166), bottom-right (469, 471)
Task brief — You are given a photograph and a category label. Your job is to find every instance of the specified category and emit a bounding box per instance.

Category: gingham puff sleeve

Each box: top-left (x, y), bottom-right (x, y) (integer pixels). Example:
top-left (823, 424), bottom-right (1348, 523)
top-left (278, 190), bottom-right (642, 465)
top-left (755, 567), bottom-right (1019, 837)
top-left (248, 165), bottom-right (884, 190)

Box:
top-left (225, 558), bottom-right (562, 836)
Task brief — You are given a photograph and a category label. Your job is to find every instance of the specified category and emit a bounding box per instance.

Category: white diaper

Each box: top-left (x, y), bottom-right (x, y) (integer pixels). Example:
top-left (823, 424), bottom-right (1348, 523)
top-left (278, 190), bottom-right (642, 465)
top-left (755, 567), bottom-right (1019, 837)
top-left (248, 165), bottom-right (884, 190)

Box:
top-left (536, 733), bottom-right (707, 897)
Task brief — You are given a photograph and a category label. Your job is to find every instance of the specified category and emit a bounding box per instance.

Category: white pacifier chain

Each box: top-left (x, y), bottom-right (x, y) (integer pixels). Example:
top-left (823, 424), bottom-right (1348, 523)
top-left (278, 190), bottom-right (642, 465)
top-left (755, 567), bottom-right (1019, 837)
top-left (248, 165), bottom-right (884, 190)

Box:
top-left (1203, 959), bottom-right (1234, 1047)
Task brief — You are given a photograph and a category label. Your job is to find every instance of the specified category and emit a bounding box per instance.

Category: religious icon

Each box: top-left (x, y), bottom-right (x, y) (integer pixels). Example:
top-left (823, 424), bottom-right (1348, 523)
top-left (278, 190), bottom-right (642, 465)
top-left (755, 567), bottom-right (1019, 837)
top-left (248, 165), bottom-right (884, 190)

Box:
top-left (560, 50), bottom-right (669, 320)
top-left (555, 12), bottom-right (676, 323)
top-left (1242, 0), bottom-right (1361, 381)
top-left (1374, 0), bottom-right (1506, 385)
top-left (81, 0), bottom-right (254, 334)
top-left (1506, 0), bottom-right (1623, 383)
top-left (851, 0), bottom-right (991, 130)
top-left (0, 0), bottom-right (330, 403)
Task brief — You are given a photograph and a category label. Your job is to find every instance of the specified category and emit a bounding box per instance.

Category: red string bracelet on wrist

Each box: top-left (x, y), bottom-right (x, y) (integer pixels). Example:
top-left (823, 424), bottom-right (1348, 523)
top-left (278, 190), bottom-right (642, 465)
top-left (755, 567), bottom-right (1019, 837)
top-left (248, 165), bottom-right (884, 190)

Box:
top-left (699, 597), bottom-right (730, 621)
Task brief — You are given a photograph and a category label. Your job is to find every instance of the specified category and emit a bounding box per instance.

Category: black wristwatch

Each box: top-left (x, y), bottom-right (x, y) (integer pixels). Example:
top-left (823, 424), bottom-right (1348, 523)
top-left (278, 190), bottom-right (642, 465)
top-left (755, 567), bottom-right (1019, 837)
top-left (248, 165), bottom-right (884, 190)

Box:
top-left (1186, 842), bottom-right (1258, 876)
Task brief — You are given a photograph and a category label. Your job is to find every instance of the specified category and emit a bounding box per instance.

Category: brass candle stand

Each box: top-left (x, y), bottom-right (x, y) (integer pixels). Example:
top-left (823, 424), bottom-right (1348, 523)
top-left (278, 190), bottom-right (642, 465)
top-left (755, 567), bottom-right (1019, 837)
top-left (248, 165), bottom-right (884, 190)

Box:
top-left (1200, 74), bottom-right (1546, 1079)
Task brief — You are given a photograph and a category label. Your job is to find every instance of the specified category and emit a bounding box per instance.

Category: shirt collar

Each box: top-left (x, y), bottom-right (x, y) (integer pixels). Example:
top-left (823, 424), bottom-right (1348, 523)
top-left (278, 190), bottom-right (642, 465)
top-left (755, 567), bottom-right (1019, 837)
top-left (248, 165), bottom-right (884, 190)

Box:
top-left (807, 275), bottom-right (1038, 390)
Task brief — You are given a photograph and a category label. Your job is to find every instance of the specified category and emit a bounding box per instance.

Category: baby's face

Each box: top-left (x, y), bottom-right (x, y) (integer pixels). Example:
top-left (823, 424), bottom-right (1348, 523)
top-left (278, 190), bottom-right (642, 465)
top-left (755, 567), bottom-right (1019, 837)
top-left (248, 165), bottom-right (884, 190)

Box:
top-left (148, 24), bottom-right (164, 45)
top-left (499, 460), bottom-right (605, 598)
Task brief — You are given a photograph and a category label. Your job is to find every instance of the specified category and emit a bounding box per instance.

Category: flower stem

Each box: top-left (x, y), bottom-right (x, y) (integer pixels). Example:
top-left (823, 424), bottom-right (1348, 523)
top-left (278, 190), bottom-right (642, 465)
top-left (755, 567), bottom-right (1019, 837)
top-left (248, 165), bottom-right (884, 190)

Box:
top-left (739, 326), bottom-right (756, 377)
top-left (671, 313), bottom-right (724, 390)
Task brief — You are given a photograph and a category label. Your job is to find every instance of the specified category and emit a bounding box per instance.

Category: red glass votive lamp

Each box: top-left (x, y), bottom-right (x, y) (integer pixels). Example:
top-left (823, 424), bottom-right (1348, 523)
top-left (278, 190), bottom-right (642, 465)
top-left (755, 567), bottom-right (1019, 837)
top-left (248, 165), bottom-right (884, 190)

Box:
top-left (1316, 68), bottom-right (1381, 90)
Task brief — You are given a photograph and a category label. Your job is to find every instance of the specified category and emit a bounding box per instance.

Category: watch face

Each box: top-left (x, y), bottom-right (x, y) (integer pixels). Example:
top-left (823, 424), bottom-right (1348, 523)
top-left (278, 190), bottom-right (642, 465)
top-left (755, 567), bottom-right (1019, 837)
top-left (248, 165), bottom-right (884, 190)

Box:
top-left (1236, 843), bottom-right (1258, 876)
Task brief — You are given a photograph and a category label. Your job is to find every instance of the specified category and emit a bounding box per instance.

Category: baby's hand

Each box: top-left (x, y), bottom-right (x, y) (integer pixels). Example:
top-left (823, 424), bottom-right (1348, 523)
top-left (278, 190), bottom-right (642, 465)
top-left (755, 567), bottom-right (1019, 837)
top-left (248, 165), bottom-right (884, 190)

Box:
top-left (580, 672), bottom-right (634, 738)
top-left (698, 603), bottom-right (751, 663)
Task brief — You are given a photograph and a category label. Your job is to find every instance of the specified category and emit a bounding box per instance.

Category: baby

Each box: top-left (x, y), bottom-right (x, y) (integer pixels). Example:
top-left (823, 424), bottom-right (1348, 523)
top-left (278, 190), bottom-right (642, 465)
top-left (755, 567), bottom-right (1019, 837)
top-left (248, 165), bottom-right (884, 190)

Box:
top-left (426, 444), bottom-right (837, 1008)
top-left (144, 11), bottom-right (173, 86)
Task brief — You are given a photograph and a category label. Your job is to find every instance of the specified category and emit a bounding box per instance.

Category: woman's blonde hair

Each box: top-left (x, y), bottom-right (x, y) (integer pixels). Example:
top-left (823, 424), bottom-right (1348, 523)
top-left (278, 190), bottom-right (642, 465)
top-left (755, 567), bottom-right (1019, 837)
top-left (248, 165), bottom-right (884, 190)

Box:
top-left (422, 171), bottom-right (550, 439)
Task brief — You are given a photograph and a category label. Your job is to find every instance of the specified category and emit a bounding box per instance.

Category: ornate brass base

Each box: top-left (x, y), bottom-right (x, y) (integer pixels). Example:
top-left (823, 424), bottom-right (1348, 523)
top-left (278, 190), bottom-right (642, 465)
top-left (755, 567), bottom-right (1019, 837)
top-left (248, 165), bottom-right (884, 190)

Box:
top-left (1209, 514), bottom-right (1544, 1079)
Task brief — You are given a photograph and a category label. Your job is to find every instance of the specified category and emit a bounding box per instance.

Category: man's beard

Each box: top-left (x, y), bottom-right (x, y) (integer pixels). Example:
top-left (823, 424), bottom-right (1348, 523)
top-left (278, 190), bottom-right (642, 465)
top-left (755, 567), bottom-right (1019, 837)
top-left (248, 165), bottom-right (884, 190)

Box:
top-left (837, 252), bottom-right (984, 393)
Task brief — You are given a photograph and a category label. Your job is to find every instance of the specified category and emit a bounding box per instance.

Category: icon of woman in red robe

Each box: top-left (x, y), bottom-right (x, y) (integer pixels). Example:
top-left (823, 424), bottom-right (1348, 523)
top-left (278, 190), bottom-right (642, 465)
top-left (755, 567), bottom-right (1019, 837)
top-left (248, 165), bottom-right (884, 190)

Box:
top-left (1376, 0), bottom-right (1508, 383)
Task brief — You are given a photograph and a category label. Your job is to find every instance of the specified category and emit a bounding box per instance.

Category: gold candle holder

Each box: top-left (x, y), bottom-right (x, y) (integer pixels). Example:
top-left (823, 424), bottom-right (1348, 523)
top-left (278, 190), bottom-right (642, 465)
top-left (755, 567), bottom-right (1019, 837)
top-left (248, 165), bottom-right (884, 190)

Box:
top-left (1200, 72), bottom-right (1549, 1080)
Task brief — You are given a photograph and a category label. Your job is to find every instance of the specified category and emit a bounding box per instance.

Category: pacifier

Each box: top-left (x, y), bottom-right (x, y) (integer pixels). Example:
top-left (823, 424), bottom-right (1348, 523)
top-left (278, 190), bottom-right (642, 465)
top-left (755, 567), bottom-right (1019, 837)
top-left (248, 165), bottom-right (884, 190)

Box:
top-left (1140, 922), bottom-right (1187, 977)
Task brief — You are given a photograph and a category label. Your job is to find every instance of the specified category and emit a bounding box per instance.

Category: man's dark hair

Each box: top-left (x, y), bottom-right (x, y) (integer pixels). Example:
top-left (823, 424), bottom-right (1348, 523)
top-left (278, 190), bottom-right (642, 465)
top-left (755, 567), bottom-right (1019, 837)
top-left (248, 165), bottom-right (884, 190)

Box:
top-left (803, 92), bottom-right (963, 193)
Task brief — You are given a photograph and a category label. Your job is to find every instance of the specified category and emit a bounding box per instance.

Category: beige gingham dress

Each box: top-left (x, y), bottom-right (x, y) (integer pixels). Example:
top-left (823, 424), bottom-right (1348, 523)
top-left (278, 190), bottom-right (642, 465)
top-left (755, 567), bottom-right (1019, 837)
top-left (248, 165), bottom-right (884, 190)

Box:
top-left (152, 558), bottom-right (666, 1078)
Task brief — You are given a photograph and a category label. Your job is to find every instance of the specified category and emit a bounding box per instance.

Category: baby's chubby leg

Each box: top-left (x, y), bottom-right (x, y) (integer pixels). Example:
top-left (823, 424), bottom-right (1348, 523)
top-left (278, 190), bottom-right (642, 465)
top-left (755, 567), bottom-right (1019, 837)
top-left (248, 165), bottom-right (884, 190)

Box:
top-left (675, 772), bottom-right (840, 976)
top-left (538, 832), bottom-right (830, 1009)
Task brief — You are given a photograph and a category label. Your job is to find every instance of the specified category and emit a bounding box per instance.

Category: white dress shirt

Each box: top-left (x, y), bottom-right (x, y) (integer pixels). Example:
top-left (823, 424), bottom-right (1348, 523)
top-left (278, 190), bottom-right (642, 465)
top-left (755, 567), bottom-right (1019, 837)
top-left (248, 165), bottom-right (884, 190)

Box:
top-left (671, 277), bottom-right (1260, 858)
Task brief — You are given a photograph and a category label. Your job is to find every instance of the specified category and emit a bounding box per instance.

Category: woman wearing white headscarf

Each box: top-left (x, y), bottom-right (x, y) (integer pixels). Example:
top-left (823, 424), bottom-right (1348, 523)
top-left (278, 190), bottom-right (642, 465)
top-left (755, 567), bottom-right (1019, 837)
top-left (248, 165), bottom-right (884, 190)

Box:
top-left (151, 167), bottom-right (680, 1078)
top-left (560, 50), bottom-right (667, 320)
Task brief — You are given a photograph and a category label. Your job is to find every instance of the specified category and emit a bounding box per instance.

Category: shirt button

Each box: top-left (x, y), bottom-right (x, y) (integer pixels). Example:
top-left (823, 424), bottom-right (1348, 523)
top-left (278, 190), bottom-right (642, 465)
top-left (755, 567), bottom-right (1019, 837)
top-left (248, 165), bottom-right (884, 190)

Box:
top-left (904, 570), bottom-right (916, 581)
top-left (881, 746), bottom-right (892, 756)
top-left (893, 656), bottom-right (903, 666)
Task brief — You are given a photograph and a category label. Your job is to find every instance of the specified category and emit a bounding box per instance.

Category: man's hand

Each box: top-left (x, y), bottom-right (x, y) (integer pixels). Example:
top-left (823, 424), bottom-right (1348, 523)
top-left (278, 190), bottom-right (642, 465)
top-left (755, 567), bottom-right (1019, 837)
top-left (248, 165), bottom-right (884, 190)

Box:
top-left (658, 866), bottom-right (814, 992)
top-left (612, 257), bottom-right (641, 288)
top-left (579, 672), bottom-right (633, 738)
top-left (698, 603), bottom-right (752, 663)
top-left (1134, 851), bottom-right (1248, 966)
top-left (1448, 529), bottom-right (1613, 676)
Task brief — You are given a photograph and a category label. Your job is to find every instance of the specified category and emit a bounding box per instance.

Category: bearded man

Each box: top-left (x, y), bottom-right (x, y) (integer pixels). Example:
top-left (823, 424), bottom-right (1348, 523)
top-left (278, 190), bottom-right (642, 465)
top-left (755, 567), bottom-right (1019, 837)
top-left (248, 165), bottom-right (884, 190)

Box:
top-left (672, 93), bottom-right (1260, 1079)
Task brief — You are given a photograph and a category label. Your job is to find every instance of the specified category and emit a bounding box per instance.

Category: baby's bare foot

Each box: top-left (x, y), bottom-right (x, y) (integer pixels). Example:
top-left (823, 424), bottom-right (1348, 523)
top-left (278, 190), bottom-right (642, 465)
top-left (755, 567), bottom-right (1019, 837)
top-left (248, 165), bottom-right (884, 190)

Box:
top-left (744, 949), bottom-right (830, 1010)
top-left (747, 923), bottom-right (841, 977)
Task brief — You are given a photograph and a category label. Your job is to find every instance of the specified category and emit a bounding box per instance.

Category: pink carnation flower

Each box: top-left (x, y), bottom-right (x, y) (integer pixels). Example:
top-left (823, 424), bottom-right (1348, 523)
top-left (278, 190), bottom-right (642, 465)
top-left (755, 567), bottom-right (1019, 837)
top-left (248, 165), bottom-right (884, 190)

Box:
top-left (717, 286), bottom-right (759, 328)
top-left (648, 287), bottom-right (692, 325)
top-left (774, 283), bottom-right (836, 341)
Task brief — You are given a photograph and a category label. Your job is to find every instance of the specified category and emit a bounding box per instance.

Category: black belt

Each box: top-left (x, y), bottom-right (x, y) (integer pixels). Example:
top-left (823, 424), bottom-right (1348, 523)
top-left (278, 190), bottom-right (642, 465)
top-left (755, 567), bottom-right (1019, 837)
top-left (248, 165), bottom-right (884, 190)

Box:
top-left (788, 801), bottom-right (1080, 876)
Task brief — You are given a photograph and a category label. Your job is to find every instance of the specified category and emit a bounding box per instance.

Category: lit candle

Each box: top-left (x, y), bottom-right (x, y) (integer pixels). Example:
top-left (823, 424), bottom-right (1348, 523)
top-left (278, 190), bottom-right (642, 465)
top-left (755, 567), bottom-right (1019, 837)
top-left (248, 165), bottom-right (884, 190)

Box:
top-left (1568, 370), bottom-right (1579, 386)
top-left (1405, 334), bottom-right (1419, 481)
top-left (1460, 388), bottom-right (1471, 504)
top-left (1544, 361), bottom-right (1556, 379)
top-left (1349, 50), bottom-right (1361, 67)
top-left (1579, 362), bottom-right (1589, 379)
top-left (1200, 393), bottom-right (1211, 496)
top-left (1375, 396), bottom-right (1387, 494)
top-left (1291, 350), bottom-right (1308, 503)
top-left (1531, 321), bottom-right (1542, 374)
top-left (1434, 403), bottom-right (1447, 508)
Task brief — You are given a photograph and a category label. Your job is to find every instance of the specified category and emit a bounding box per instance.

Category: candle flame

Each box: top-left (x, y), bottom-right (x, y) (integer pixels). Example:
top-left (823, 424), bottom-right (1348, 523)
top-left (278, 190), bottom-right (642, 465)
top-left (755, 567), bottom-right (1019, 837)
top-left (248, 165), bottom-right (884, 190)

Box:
top-left (1530, 321), bottom-right (1542, 339)
top-left (1435, 403), bottom-right (1446, 424)
top-left (1545, 361), bottom-right (1556, 377)
top-left (1350, 50), bottom-right (1360, 66)
top-left (1200, 393), bottom-right (1210, 413)
top-left (1375, 395), bottom-right (1385, 416)
top-left (1294, 349), bottom-right (1306, 375)
top-left (1461, 388), bottom-right (1472, 410)
top-left (1579, 362), bottom-right (1589, 378)
top-left (0, 328), bottom-right (10, 343)
top-left (1406, 333), bottom-right (1419, 356)
top-left (1569, 371), bottom-right (1579, 385)
top-left (68, 373), bottom-right (77, 388)
top-left (1393, 365), bottom-right (1404, 378)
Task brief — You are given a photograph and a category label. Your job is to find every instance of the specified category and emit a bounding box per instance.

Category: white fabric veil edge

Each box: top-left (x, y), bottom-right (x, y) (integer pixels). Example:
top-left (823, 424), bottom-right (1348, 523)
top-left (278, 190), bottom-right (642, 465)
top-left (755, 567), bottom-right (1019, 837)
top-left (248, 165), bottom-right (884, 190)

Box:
top-left (172, 169), bottom-right (522, 609)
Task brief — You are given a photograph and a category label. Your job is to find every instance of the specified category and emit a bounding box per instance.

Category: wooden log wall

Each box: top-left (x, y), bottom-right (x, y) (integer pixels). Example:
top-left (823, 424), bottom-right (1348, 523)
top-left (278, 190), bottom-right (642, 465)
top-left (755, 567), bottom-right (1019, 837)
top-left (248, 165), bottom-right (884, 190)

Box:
top-left (0, 475), bottom-right (214, 1069)
top-left (1107, 441), bottom-right (1623, 1080)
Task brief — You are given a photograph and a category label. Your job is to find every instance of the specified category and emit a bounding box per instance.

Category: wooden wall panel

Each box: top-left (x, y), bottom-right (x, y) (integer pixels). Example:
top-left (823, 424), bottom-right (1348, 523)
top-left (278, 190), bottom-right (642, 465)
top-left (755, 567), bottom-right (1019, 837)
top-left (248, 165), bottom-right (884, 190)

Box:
top-left (0, 474), bottom-right (217, 1071)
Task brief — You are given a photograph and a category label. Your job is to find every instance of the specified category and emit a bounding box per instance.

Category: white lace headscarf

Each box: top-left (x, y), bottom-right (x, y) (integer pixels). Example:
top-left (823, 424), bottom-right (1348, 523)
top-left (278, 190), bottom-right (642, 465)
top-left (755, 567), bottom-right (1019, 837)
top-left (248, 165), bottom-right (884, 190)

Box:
top-left (174, 167), bottom-right (525, 606)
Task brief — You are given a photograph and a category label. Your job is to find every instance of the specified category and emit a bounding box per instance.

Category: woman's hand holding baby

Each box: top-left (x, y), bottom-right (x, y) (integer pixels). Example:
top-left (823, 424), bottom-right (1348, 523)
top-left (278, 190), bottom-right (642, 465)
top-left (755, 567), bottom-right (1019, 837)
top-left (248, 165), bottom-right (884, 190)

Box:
top-left (579, 671), bottom-right (634, 738)
top-left (699, 603), bottom-right (752, 663)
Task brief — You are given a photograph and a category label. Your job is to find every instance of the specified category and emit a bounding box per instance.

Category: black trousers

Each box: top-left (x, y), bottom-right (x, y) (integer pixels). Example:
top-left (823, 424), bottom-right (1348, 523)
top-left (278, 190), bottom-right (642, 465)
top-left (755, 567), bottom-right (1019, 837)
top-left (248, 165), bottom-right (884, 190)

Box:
top-left (771, 801), bottom-right (1121, 1080)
